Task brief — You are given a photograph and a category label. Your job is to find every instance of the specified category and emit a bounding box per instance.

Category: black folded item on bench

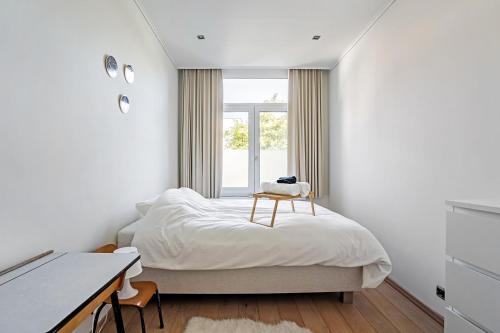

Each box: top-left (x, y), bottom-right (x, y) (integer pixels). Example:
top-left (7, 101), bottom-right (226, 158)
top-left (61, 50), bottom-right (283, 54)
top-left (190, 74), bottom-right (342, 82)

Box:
top-left (277, 176), bottom-right (297, 184)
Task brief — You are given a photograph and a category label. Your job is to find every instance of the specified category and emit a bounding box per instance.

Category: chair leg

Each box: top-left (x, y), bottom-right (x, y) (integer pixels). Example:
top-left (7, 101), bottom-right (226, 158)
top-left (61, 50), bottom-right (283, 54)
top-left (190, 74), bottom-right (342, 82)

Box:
top-left (110, 291), bottom-right (125, 333)
top-left (138, 307), bottom-right (146, 333)
top-left (291, 200), bottom-right (295, 213)
top-left (155, 289), bottom-right (165, 328)
top-left (92, 303), bottom-right (106, 333)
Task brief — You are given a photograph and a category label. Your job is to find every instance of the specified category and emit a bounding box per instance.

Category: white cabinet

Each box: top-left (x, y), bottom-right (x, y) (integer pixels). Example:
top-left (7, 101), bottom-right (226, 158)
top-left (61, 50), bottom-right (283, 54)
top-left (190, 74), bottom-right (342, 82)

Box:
top-left (445, 199), bottom-right (500, 333)
top-left (445, 309), bottom-right (484, 333)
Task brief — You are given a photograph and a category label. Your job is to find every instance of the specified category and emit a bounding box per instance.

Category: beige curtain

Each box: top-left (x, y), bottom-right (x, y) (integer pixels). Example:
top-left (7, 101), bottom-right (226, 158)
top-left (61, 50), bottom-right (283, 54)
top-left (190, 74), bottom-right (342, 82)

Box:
top-left (288, 69), bottom-right (328, 197)
top-left (179, 69), bottom-right (223, 198)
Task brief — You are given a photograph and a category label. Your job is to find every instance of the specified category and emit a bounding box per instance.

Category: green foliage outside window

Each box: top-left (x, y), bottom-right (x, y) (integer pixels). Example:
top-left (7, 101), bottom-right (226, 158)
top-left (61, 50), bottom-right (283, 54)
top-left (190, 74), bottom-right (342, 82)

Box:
top-left (224, 121), bottom-right (249, 149)
top-left (260, 113), bottom-right (287, 150)
top-left (224, 113), bottom-right (287, 150)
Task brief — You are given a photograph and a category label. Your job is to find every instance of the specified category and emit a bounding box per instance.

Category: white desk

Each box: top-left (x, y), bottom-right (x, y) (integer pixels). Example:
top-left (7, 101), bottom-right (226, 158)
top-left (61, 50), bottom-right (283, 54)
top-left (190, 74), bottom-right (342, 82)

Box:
top-left (0, 252), bottom-right (140, 333)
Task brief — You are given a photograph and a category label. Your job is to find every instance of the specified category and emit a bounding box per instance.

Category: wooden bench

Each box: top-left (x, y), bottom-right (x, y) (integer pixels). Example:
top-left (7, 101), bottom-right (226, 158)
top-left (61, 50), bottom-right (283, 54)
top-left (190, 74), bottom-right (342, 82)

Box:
top-left (250, 191), bottom-right (316, 227)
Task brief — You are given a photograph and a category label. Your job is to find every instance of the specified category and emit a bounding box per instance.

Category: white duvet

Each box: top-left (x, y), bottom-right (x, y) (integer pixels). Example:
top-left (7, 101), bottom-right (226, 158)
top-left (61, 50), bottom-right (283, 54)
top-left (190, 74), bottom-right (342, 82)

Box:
top-left (131, 188), bottom-right (392, 288)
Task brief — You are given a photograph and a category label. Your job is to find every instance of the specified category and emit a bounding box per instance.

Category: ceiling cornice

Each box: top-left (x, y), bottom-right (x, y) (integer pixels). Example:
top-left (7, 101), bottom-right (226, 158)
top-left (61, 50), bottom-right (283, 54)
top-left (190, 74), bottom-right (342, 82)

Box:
top-left (331, 0), bottom-right (396, 70)
top-left (132, 0), bottom-right (178, 68)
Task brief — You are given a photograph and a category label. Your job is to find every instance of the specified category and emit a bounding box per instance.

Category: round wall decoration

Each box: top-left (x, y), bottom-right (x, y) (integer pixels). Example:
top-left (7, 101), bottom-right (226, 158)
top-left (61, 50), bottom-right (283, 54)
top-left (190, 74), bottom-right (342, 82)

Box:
top-left (124, 64), bottom-right (135, 84)
top-left (105, 55), bottom-right (118, 78)
top-left (119, 95), bottom-right (130, 114)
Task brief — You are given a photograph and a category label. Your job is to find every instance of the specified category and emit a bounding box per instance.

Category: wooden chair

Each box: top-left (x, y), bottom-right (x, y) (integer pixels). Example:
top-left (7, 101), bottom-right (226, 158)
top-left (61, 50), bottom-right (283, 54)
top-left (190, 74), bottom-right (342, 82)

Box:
top-left (93, 244), bottom-right (164, 333)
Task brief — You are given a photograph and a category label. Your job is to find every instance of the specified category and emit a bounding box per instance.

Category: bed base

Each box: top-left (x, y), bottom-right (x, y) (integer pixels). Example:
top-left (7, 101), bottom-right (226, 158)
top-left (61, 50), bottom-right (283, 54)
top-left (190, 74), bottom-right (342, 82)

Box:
top-left (133, 265), bottom-right (362, 304)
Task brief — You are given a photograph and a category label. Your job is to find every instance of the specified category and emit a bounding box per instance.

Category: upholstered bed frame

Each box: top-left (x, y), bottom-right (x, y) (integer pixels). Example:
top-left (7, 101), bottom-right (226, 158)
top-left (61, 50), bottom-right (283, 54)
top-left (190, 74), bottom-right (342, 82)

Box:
top-left (119, 220), bottom-right (362, 303)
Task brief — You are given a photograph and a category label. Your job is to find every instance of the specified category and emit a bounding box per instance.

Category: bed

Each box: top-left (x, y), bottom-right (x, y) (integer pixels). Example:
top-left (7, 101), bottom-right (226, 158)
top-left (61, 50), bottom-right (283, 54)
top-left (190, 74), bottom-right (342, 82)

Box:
top-left (119, 188), bottom-right (391, 303)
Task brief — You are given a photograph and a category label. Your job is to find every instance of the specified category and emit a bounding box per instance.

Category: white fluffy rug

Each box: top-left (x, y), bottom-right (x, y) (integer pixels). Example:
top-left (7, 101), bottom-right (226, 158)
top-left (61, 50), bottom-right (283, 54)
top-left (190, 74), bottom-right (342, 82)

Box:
top-left (184, 317), bottom-right (312, 333)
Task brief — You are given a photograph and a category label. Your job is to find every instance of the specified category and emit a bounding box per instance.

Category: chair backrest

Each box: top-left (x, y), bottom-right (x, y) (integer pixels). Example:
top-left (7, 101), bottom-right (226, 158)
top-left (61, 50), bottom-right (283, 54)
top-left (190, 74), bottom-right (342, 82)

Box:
top-left (95, 244), bottom-right (118, 253)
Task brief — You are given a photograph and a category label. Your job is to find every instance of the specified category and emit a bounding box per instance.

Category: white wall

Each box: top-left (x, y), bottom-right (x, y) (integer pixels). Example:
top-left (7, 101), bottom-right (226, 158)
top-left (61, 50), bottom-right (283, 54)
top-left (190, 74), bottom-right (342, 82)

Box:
top-left (329, 0), bottom-right (500, 314)
top-left (0, 0), bottom-right (178, 271)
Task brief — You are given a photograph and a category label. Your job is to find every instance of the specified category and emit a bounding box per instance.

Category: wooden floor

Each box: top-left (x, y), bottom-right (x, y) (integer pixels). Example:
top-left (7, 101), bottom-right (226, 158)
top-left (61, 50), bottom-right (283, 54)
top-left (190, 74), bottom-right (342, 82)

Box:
top-left (101, 282), bottom-right (443, 333)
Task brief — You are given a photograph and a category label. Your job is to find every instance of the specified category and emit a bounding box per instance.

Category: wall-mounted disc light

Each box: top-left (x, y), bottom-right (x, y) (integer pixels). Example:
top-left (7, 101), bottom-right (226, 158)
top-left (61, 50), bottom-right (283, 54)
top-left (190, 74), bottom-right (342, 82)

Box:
top-left (119, 95), bottom-right (130, 114)
top-left (124, 64), bottom-right (135, 84)
top-left (105, 55), bottom-right (118, 78)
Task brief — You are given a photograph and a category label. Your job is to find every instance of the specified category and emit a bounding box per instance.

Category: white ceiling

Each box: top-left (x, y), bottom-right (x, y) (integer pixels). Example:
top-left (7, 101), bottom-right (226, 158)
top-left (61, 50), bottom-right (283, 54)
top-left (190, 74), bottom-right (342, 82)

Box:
top-left (137, 0), bottom-right (392, 69)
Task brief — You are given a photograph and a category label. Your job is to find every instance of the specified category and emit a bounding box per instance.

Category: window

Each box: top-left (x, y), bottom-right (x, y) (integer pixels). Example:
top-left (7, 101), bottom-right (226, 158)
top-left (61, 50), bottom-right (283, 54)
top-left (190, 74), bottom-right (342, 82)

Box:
top-left (222, 79), bottom-right (288, 196)
top-left (222, 110), bottom-right (249, 188)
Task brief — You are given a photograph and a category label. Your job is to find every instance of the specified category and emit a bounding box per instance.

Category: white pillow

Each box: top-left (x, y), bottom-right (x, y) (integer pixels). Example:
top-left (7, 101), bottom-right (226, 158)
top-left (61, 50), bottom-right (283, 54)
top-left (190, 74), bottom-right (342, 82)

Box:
top-left (135, 187), bottom-right (206, 216)
top-left (179, 187), bottom-right (206, 201)
top-left (135, 196), bottom-right (159, 217)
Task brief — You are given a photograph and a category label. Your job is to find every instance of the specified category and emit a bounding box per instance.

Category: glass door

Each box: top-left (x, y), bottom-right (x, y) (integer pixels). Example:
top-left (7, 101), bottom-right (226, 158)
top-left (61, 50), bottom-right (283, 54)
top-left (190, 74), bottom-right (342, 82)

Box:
top-left (254, 104), bottom-right (287, 192)
top-left (222, 104), bottom-right (254, 196)
top-left (222, 103), bottom-right (287, 196)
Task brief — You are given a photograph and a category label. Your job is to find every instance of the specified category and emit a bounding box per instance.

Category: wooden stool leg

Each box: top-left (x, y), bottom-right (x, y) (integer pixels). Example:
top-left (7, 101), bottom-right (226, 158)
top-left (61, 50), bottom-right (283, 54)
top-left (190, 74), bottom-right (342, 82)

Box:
top-left (250, 197), bottom-right (258, 222)
top-left (270, 200), bottom-right (280, 227)
top-left (138, 307), bottom-right (146, 333)
top-left (309, 192), bottom-right (316, 216)
top-left (291, 200), bottom-right (295, 213)
top-left (92, 303), bottom-right (106, 333)
top-left (155, 289), bottom-right (164, 328)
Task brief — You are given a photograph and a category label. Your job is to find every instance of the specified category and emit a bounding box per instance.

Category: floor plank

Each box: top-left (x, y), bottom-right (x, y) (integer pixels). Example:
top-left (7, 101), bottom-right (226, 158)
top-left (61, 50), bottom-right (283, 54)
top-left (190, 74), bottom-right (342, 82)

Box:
top-left (257, 295), bottom-right (281, 324)
top-left (377, 282), bottom-right (443, 333)
top-left (276, 295), bottom-right (305, 327)
top-left (312, 294), bottom-right (352, 333)
top-left (163, 296), bottom-right (183, 332)
top-left (354, 293), bottom-right (400, 333)
top-left (143, 301), bottom-right (164, 333)
top-left (180, 296), bottom-right (201, 330)
top-left (294, 294), bottom-right (331, 333)
top-left (363, 288), bottom-right (424, 333)
top-left (197, 295), bottom-right (221, 320)
top-left (102, 286), bottom-right (443, 333)
top-left (218, 295), bottom-right (240, 319)
top-left (238, 295), bottom-right (259, 321)
top-left (163, 297), bottom-right (189, 333)
top-left (335, 298), bottom-right (377, 333)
